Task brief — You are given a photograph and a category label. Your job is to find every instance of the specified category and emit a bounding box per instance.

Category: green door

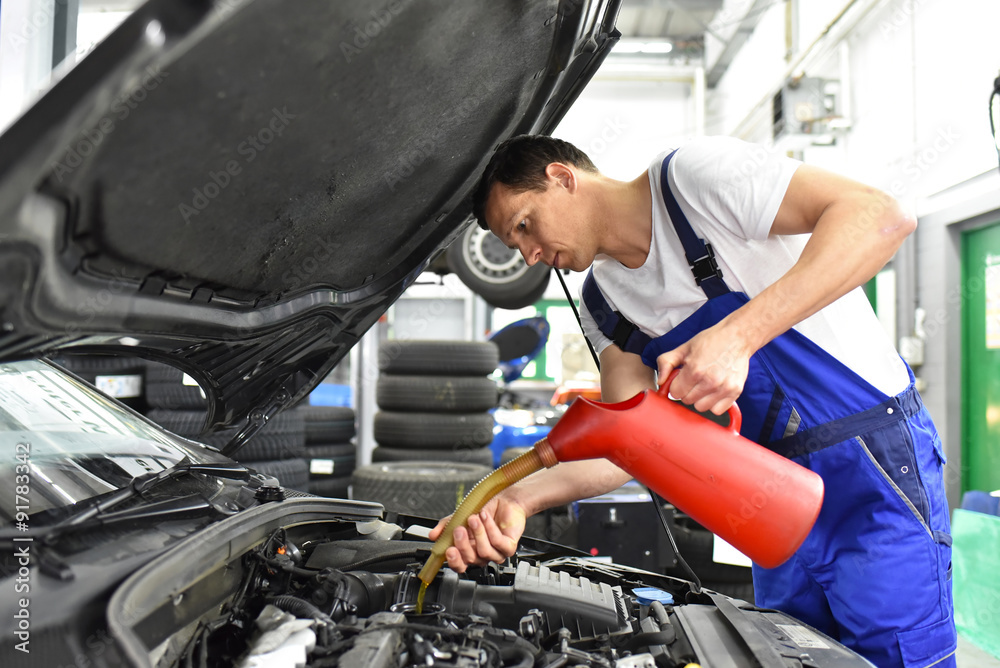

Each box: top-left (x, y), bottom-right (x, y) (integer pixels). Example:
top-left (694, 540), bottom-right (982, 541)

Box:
top-left (961, 222), bottom-right (1000, 493)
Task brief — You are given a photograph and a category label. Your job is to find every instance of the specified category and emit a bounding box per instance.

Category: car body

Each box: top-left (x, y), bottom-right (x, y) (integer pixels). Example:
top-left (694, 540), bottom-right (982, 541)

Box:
top-left (0, 1), bottom-right (874, 667)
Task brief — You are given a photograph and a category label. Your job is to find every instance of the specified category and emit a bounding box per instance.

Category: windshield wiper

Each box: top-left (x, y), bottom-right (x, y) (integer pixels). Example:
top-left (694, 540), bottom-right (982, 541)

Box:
top-left (0, 460), bottom-right (250, 540)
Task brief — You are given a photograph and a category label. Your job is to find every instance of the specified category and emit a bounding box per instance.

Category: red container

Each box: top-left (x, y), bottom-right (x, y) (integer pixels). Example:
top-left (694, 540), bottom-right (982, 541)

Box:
top-left (540, 378), bottom-right (824, 569)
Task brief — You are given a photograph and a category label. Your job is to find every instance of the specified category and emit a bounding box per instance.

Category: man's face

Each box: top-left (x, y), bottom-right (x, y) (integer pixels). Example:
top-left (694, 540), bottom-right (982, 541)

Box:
top-left (483, 164), bottom-right (594, 272)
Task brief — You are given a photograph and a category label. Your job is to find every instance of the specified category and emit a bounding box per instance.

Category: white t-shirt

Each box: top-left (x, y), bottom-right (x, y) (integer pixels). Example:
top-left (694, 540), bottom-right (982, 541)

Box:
top-left (579, 135), bottom-right (909, 397)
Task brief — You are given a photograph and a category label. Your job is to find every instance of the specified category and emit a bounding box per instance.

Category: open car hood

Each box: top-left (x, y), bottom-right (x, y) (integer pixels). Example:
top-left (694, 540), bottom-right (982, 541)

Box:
top-left (0, 0), bottom-right (620, 434)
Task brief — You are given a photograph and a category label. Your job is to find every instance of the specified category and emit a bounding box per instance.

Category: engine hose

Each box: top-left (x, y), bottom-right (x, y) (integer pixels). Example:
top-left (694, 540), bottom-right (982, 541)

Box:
top-left (500, 645), bottom-right (536, 668)
top-left (649, 600), bottom-right (671, 626)
top-left (254, 552), bottom-right (318, 579)
top-left (267, 595), bottom-right (334, 624)
top-left (623, 630), bottom-right (677, 652)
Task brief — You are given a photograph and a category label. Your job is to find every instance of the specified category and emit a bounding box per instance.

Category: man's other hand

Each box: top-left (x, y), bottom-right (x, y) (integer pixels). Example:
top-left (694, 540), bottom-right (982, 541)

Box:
top-left (656, 318), bottom-right (753, 415)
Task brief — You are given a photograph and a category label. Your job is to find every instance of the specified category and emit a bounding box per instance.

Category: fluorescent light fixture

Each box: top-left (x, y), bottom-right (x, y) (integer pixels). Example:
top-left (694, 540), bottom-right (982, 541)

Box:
top-left (613, 40), bottom-right (673, 55)
top-left (640, 42), bottom-right (673, 54)
top-left (614, 42), bottom-right (644, 53)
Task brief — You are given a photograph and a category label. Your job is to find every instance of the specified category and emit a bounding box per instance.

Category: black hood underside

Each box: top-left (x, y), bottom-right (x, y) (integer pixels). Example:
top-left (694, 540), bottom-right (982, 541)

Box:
top-left (0, 0), bottom-right (620, 434)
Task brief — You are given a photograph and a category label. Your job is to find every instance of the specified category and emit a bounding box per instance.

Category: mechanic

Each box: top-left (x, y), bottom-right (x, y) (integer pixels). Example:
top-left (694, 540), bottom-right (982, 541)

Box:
top-left (430, 134), bottom-right (956, 668)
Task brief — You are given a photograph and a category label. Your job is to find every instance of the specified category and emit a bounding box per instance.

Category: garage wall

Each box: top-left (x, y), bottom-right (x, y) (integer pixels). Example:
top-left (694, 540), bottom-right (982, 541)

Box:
top-left (706, 0), bottom-right (1000, 508)
top-left (554, 77), bottom-right (696, 179)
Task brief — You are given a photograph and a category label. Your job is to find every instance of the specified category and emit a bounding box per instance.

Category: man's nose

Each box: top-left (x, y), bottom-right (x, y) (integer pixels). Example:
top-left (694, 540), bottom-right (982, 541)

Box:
top-left (519, 242), bottom-right (541, 266)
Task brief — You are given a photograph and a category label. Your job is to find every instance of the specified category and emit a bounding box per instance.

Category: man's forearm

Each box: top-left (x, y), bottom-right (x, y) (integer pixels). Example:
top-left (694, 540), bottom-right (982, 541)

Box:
top-left (501, 458), bottom-right (633, 516)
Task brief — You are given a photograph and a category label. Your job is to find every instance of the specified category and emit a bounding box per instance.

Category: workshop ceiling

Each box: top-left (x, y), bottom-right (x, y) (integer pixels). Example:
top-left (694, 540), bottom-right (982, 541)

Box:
top-left (615, 0), bottom-right (722, 40)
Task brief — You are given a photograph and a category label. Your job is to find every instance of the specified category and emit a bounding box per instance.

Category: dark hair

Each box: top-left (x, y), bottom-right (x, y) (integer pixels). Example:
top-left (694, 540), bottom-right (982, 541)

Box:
top-left (472, 135), bottom-right (597, 229)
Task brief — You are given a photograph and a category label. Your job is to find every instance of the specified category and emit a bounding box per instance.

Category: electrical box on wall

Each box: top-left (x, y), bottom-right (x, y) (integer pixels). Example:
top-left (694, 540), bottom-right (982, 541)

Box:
top-left (772, 77), bottom-right (846, 150)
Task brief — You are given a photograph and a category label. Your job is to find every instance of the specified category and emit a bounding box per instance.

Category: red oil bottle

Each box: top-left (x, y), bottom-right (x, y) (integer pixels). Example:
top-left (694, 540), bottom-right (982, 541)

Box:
top-left (536, 381), bottom-right (824, 569)
top-left (418, 377), bottom-right (825, 590)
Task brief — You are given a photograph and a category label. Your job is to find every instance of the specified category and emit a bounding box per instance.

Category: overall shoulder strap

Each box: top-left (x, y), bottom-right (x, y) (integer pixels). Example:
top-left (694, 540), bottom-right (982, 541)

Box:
top-left (660, 151), bottom-right (729, 299)
top-left (581, 269), bottom-right (651, 356)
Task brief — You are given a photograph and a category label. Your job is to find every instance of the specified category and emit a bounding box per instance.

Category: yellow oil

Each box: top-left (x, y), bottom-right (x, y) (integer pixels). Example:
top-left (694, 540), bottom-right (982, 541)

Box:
top-left (417, 581), bottom-right (428, 614)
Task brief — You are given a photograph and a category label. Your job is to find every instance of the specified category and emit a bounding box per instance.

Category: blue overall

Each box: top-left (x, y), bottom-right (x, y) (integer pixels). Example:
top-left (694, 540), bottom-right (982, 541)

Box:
top-left (582, 152), bottom-right (956, 668)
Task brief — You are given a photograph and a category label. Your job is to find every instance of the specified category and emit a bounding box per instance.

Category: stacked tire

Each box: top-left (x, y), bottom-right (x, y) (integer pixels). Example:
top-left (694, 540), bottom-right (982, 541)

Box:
top-left (301, 405), bottom-right (356, 498)
top-left (351, 340), bottom-right (499, 518)
top-left (51, 354), bottom-right (148, 412)
top-left (143, 361), bottom-right (310, 492)
top-left (372, 340), bottom-right (499, 466)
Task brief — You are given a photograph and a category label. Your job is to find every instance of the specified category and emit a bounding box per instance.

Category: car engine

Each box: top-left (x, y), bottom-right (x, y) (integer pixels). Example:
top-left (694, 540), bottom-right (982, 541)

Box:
top-left (102, 503), bottom-right (866, 668)
top-left (183, 525), bottom-right (697, 668)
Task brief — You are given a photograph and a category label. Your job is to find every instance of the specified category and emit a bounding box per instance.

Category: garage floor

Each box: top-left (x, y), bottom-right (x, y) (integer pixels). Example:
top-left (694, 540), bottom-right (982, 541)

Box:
top-left (958, 634), bottom-right (1000, 668)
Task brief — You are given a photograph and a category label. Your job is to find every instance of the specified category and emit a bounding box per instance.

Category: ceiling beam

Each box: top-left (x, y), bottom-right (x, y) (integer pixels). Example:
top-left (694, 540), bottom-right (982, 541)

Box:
top-left (705, 0), bottom-right (772, 88)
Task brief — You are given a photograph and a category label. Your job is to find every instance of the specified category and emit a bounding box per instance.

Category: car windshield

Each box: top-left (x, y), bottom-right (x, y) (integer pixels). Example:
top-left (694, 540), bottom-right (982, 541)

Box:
top-left (0, 359), bottom-right (219, 525)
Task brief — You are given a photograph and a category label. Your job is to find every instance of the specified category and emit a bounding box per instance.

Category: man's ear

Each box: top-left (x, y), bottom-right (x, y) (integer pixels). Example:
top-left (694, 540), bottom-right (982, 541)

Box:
top-left (545, 162), bottom-right (576, 192)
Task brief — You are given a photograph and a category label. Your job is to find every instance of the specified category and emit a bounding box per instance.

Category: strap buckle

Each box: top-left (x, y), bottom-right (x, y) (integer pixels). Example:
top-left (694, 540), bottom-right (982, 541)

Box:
top-left (691, 243), bottom-right (724, 285)
top-left (611, 311), bottom-right (639, 349)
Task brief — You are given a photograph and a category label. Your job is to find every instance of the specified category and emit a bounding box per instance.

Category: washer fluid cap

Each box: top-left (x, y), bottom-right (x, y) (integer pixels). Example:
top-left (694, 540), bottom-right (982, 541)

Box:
top-left (632, 587), bottom-right (674, 606)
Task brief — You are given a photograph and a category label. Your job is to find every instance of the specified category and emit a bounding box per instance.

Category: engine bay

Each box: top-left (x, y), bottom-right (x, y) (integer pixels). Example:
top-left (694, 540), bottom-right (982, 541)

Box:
top-left (103, 500), bottom-right (867, 668)
top-left (174, 522), bottom-right (697, 668)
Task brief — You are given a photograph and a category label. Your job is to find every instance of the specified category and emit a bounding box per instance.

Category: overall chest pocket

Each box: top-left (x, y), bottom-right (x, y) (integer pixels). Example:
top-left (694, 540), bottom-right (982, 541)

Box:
top-left (854, 421), bottom-right (931, 533)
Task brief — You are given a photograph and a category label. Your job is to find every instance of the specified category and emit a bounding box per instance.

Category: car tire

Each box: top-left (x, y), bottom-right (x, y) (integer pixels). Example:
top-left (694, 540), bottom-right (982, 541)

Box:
top-left (376, 375), bottom-right (498, 412)
top-left (378, 340), bottom-right (499, 376)
top-left (308, 476), bottom-right (352, 498)
top-left (373, 411), bottom-right (494, 449)
top-left (446, 224), bottom-right (551, 310)
top-left (499, 447), bottom-right (533, 466)
top-left (145, 381), bottom-right (207, 410)
top-left (216, 434), bottom-right (308, 461)
top-left (144, 362), bottom-right (207, 409)
top-left (307, 443), bottom-right (356, 478)
top-left (147, 409), bottom-right (306, 460)
top-left (249, 458), bottom-right (309, 491)
top-left (300, 405), bottom-right (356, 444)
top-left (371, 445), bottom-right (494, 467)
top-left (351, 461), bottom-right (491, 519)
top-left (52, 355), bottom-right (147, 409)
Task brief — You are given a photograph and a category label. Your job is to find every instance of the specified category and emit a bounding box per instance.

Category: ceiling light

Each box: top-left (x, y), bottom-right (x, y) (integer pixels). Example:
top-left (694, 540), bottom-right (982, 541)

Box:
top-left (613, 40), bottom-right (673, 55)
top-left (640, 42), bottom-right (673, 54)
top-left (614, 42), bottom-right (644, 53)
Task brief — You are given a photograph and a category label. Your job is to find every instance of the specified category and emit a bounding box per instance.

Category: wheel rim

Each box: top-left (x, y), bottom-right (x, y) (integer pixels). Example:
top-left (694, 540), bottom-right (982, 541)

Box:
top-left (461, 226), bottom-right (530, 284)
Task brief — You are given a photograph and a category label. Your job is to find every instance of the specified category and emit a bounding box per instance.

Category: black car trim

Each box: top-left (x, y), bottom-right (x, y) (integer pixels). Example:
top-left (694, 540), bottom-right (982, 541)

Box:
top-left (707, 592), bottom-right (788, 668)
